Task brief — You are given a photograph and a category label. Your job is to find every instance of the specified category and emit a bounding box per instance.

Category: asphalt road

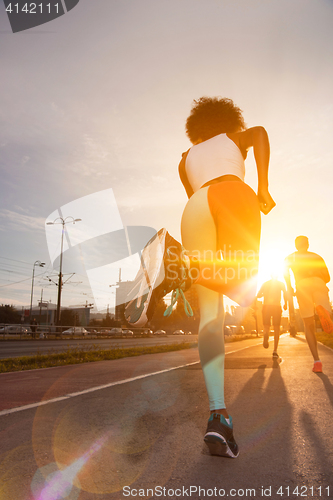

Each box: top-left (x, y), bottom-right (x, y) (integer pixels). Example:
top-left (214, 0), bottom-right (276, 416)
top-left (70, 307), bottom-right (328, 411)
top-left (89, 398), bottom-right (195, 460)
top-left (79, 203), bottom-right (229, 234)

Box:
top-left (0, 335), bottom-right (198, 359)
top-left (1, 334), bottom-right (333, 500)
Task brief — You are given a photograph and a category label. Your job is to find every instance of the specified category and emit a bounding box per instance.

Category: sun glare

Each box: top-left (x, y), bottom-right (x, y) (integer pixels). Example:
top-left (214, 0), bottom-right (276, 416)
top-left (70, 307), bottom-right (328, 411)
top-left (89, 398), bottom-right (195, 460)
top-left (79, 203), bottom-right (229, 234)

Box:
top-left (257, 246), bottom-right (289, 289)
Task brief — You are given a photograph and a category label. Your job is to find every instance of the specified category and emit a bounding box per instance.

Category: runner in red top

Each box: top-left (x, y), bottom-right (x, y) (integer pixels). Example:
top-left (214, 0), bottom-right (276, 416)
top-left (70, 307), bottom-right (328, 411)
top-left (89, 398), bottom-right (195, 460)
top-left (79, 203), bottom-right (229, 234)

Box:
top-left (284, 236), bottom-right (333, 373)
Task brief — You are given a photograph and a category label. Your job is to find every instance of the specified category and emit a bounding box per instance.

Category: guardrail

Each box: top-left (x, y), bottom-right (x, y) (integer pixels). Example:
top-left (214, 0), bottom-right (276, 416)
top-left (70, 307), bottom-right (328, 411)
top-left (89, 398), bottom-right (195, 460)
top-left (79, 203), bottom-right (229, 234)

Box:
top-left (0, 324), bottom-right (90, 340)
top-left (0, 323), bottom-right (33, 340)
top-left (0, 324), bottom-right (198, 340)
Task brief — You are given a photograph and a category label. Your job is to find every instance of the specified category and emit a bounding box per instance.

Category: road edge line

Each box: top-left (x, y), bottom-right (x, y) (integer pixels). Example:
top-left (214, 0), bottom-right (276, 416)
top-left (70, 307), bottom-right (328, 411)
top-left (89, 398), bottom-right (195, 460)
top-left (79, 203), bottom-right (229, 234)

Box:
top-left (0, 341), bottom-right (264, 417)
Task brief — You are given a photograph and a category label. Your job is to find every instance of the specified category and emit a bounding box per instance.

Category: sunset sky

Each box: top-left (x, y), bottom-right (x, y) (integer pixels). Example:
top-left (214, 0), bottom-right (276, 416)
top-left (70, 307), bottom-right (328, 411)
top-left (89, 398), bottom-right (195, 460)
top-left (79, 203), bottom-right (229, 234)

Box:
top-left (1, 0), bottom-right (333, 312)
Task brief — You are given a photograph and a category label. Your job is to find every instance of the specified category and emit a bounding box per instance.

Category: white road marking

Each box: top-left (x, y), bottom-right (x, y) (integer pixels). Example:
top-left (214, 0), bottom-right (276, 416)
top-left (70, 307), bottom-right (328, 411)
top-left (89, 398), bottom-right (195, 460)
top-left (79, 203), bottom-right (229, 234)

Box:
top-left (0, 340), bottom-right (266, 417)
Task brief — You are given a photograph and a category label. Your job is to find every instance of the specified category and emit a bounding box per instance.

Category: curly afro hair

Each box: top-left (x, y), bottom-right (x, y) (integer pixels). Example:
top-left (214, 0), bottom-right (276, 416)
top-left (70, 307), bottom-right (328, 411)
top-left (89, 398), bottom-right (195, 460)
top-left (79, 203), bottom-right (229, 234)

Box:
top-left (185, 97), bottom-right (246, 144)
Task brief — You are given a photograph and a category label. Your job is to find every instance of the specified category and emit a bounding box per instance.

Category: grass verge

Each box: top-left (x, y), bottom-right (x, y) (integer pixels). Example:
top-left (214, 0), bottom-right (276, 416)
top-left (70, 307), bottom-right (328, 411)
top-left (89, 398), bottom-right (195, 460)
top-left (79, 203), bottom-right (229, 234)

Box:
top-left (316, 331), bottom-right (333, 350)
top-left (0, 342), bottom-right (198, 373)
top-left (0, 334), bottom-right (260, 373)
top-left (225, 333), bottom-right (260, 343)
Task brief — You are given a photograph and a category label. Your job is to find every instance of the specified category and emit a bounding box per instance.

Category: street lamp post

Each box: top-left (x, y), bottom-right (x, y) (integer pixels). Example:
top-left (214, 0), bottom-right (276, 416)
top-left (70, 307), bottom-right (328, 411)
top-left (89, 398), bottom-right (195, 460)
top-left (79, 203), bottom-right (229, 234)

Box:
top-left (46, 216), bottom-right (81, 325)
top-left (30, 260), bottom-right (45, 319)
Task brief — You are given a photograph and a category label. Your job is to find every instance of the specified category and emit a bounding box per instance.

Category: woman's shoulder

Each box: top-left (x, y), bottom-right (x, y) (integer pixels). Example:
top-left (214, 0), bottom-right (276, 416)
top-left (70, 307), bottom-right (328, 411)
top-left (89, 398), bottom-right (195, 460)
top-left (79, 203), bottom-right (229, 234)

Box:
top-left (229, 127), bottom-right (268, 157)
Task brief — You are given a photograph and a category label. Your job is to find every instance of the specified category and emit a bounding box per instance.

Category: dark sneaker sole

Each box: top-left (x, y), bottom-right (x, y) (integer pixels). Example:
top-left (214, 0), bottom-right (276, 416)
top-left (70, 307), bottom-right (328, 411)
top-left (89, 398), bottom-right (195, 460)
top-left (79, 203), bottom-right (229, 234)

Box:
top-left (125, 229), bottom-right (167, 327)
top-left (204, 433), bottom-right (239, 458)
top-left (124, 293), bottom-right (149, 326)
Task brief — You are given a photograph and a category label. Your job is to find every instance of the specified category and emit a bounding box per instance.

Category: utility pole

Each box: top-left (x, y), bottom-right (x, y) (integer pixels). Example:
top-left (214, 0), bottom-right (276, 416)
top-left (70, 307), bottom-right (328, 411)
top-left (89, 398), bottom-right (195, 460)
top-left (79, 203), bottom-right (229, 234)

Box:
top-left (30, 260), bottom-right (45, 318)
top-left (46, 216), bottom-right (81, 325)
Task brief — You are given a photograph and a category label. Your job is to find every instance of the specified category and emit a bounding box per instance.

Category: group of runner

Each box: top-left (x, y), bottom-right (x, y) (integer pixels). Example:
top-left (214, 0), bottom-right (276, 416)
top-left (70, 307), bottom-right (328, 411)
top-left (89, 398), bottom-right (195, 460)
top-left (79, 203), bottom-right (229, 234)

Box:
top-left (257, 235), bottom-right (333, 372)
top-left (124, 96), bottom-right (332, 459)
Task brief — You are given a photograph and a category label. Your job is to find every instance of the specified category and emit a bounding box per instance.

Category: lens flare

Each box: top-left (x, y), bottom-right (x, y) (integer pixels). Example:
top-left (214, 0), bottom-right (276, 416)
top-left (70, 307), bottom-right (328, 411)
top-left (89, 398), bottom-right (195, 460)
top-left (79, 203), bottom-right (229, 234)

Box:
top-left (31, 434), bottom-right (109, 500)
top-left (29, 356), bottom-right (186, 495)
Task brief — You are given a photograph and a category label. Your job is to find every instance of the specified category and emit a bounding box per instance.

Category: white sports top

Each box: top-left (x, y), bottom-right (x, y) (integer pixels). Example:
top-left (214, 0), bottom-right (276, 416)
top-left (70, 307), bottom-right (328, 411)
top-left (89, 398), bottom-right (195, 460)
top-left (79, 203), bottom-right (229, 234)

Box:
top-left (185, 133), bottom-right (245, 193)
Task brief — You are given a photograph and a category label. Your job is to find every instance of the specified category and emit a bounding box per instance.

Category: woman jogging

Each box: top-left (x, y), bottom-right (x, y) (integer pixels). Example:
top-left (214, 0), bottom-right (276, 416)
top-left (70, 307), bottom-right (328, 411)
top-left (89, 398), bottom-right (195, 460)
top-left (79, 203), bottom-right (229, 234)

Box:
top-left (125, 97), bottom-right (275, 458)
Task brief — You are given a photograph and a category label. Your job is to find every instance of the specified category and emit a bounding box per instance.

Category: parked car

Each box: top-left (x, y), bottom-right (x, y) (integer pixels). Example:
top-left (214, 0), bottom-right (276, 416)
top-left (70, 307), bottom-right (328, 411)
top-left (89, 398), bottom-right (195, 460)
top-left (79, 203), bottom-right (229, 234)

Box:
top-left (270, 326), bottom-right (285, 333)
top-left (173, 329), bottom-right (185, 335)
top-left (224, 325), bottom-right (232, 336)
top-left (87, 328), bottom-right (97, 334)
top-left (0, 325), bottom-right (31, 335)
top-left (99, 328), bottom-right (111, 336)
top-left (122, 329), bottom-right (133, 336)
top-left (62, 327), bottom-right (88, 335)
top-left (154, 329), bottom-right (166, 335)
top-left (228, 325), bottom-right (246, 335)
top-left (110, 328), bottom-right (123, 336)
top-left (141, 329), bottom-right (153, 335)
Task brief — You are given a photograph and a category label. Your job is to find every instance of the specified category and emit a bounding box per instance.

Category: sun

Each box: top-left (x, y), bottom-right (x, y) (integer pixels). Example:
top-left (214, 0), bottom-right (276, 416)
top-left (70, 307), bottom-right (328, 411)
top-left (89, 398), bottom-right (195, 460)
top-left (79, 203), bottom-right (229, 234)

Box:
top-left (223, 243), bottom-right (293, 310)
top-left (257, 245), bottom-right (290, 290)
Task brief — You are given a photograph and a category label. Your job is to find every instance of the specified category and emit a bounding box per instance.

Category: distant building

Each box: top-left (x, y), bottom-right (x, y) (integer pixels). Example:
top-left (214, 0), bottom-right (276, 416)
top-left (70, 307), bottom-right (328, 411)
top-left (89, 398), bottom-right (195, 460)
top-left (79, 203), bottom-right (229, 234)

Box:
top-left (26, 302), bottom-right (92, 326)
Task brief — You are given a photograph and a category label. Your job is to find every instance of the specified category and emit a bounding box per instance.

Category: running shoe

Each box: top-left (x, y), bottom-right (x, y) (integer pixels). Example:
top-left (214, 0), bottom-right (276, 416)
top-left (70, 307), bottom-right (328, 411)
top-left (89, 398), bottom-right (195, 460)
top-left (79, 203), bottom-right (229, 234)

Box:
top-left (263, 333), bottom-right (269, 349)
top-left (312, 361), bottom-right (322, 373)
top-left (124, 228), bottom-right (192, 327)
top-left (204, 414), bottom-right (239, 458)
top-left (315, 305), bottom-right (333, 334)
top-left (272, 351), bottom-right (279, 358)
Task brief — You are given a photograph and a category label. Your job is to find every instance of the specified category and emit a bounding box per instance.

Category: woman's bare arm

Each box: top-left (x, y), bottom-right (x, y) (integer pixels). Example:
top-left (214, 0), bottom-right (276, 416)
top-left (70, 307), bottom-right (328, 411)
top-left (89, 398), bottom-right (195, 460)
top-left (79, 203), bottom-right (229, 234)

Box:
top-left (229, 126), bottom-right (276, 215)
top-left (178, 150), bottom-right (194, 198)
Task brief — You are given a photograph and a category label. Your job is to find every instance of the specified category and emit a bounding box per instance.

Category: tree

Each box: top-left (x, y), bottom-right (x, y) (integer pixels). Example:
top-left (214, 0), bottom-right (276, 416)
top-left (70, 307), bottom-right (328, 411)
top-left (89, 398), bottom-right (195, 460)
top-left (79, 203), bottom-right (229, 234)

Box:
top-left (102, 313), bottom-right (119, 327)
top-left (150, 299), bottom-right (168, 330)
top-left (89, 318), bottom-right (102, 327)
top-left (224, 311), bottom-right (235, 325)
top-left (171, 295), bottom-right (200, 333)
top-left (0, 304), bottom-right (21, 324)
top-left (157, 289), bottom-right (200, 334)
top-left (60, 309), bottom-right (79, 327)
top-left (241, 307), bottom-right (256, 333)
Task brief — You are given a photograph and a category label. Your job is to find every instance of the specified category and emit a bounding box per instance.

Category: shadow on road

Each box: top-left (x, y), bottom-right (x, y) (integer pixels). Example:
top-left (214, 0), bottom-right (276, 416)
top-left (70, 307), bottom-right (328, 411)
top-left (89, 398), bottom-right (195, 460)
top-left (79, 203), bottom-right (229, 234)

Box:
top-left (298, 409), bottom-right (332, 486)
top-left (165, 357), bottom-right (294, 497)
top-left (2, 339), bottom-right (333, 500)
top-left (315, 373), bottom-right (333, 409)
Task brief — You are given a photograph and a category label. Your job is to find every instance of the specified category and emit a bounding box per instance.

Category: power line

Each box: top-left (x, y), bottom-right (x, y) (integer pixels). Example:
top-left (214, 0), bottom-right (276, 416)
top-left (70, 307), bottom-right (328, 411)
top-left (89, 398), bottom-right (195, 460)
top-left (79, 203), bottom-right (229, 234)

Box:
top-left (0, 256), bottom-right (34, 266)
top-left (0, 271), bottom-right (46, 288)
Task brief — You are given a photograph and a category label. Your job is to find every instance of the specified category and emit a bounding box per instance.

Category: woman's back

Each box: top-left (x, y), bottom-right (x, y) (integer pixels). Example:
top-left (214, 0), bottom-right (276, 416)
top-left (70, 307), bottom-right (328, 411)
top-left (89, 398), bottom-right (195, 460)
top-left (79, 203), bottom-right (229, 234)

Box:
top-left (185, 133), bottom-right (245, 193)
